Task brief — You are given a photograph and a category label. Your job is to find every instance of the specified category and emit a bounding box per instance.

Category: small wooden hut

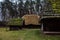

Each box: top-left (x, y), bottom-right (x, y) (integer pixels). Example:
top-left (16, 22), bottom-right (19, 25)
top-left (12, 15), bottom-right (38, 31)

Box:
top-left (41, 15), bottom-right (60, 34)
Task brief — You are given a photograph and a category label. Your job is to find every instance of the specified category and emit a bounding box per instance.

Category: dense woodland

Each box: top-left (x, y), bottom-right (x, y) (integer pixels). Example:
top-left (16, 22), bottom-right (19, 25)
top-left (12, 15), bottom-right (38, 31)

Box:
top-left (0, 0), bottom-right (60, 21)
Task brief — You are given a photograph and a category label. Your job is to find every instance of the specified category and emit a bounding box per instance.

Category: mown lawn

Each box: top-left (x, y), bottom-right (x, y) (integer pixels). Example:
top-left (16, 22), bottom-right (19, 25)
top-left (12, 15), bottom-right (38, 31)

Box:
top-left (0, 28), bottom-right (60, 40)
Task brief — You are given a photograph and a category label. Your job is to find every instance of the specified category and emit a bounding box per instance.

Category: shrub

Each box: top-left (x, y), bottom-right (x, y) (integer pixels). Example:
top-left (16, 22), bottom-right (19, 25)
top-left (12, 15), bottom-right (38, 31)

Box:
top-left (7, 18), bottom-right (23, 26)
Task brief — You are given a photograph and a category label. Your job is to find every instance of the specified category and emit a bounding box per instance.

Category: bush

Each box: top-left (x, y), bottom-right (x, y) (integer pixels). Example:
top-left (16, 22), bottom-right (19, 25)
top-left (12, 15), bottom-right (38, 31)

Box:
top-left (7, 18), bottom-right (23, 26)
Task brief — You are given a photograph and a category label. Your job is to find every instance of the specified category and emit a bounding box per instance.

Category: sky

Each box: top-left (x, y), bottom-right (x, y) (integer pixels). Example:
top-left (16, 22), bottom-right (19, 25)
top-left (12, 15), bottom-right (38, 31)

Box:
top-left (0, 0), bottom-right (4, 2)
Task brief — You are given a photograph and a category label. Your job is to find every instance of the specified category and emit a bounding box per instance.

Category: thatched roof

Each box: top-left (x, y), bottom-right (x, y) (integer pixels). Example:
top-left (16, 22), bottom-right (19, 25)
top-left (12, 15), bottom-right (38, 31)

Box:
top-left (22, 14), bottom-right (40, 25)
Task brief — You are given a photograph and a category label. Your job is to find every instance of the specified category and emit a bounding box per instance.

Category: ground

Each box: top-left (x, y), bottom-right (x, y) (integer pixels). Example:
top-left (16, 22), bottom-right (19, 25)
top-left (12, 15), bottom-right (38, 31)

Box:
top-left (0, 28), bottom-right (60, 40)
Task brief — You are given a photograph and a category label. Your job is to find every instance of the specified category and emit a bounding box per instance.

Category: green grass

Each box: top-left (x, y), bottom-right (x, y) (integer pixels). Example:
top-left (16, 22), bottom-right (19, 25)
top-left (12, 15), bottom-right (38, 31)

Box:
top-left (0, 28), bottom-right (60, 40)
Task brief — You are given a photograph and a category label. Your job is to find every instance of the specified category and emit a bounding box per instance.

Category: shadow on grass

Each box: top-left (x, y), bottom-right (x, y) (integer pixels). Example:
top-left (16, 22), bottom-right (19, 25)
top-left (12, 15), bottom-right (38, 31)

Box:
top-left (0, 38), bottom-right (2, 40)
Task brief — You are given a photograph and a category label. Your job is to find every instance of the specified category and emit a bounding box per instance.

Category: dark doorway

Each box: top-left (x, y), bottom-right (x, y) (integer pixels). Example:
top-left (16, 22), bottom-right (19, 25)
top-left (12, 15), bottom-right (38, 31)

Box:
top-left (41, 18), bottom-right (60, 32)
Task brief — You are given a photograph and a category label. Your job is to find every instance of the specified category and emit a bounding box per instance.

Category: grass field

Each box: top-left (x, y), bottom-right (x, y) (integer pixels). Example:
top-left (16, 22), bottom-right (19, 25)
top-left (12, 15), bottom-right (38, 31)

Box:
top-left (0, 28), bottom-right (60, 40)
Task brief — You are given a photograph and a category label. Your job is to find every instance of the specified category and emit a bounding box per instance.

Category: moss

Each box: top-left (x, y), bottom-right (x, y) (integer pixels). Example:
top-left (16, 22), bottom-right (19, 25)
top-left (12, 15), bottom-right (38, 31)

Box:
top-left (48, 0), bottom-right (60, 13)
